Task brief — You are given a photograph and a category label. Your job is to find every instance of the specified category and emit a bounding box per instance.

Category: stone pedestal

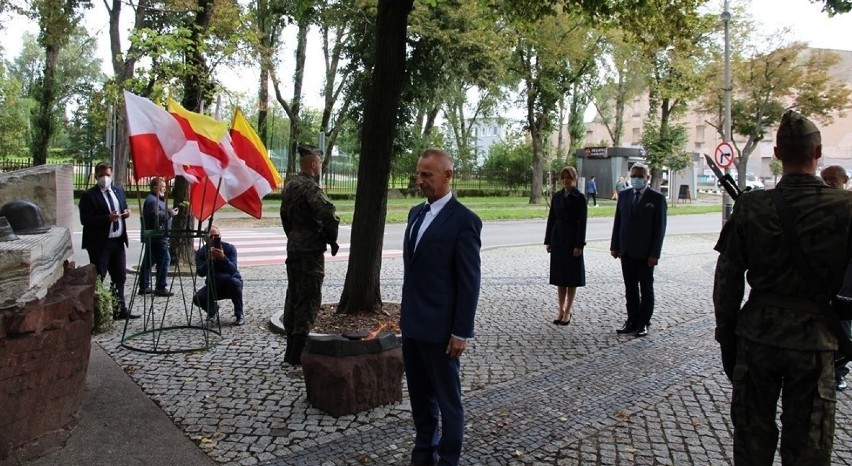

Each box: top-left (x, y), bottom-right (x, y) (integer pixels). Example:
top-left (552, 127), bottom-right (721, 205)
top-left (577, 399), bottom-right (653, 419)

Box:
top-left (0, 264), bottom-right (95, 463)
top-left (0, 227), bottom-right (73, 308)
top-left (301, 333), bottom-right (404, 417)
top-left (0, 164), bottom-right (74, 232)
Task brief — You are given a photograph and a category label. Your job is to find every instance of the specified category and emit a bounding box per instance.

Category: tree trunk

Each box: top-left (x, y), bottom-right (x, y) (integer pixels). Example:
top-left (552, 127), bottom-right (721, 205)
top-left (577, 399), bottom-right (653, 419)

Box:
top-left (337, 0), bottom-right (413, 315)
top-left (107, 0), bottom-right (145, 187)
top-left (286, 19), bottom-right (309, 175)
top-left (170, 0), bottom-right (215, 265)
top-left (736, 135), bottom-right (760, 190)
top-left (556, 97), bottom-right (566, 163)
top-left (650, 101), bottom-right (671, 191)
top-left (613, 72), bottom-right (625, 147)
top-left (31, 43), bottom-right (59, 165)
top-left (568, 83), bottom-right (588, 156)
top-left (258, 66), bottom-right (269, 144)
top-left (529, 130), bottom-right (543, 204)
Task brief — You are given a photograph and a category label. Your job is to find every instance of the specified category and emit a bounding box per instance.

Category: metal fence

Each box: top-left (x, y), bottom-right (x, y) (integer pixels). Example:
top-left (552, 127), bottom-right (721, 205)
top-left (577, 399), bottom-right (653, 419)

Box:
top-left (0, 159), bottom-right (535, 196)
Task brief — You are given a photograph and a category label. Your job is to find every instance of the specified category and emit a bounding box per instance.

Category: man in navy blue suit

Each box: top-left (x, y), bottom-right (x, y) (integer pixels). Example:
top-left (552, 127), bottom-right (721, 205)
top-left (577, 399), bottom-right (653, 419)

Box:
top-left (401, 148), bottom-right (482, 466)
top-left (79, 161), bottom-right (139, 320)
top-left (610, 163), bottom-right (667, 337)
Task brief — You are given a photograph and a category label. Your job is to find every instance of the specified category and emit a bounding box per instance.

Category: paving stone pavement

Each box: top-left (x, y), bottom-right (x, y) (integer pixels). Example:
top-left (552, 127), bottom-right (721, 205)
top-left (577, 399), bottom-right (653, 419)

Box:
top-left (93, 233), bottom-right (852, 465)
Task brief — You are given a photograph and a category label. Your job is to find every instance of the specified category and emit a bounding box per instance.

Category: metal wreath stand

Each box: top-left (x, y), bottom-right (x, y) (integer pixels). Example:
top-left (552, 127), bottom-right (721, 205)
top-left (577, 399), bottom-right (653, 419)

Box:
top-left (120, 179), bottom-right (224, 354)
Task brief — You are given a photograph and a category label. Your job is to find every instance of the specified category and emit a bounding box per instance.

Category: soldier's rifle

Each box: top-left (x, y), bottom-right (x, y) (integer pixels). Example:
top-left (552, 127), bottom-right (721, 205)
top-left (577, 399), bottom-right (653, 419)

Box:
top-left (703, 154), bottom-right (749, 201)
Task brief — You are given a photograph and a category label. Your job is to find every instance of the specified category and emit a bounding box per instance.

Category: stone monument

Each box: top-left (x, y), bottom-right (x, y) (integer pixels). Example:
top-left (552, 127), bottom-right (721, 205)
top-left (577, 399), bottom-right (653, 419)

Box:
top-left (0, 164), bottom-right (95, 463)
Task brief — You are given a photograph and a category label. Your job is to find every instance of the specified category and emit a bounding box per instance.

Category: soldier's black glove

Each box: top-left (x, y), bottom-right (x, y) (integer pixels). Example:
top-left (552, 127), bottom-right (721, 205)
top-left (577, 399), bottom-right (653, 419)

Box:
top-left (330, 242), bottom-right (339, 257)
top-left (720, 344), bottom-right (736, 382)
top-left (832, 295), bottom-right (852, 320)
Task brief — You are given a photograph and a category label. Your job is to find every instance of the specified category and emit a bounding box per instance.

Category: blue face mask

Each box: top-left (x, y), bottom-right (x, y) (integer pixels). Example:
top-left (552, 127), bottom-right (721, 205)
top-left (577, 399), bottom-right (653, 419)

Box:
top-left (630, 177), bottom-right (646, 190)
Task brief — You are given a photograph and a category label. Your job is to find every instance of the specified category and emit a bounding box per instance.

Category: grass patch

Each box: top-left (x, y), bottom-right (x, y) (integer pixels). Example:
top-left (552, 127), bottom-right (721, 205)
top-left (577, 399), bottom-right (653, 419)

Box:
top-left (222, 196), bottom-right (721, 225)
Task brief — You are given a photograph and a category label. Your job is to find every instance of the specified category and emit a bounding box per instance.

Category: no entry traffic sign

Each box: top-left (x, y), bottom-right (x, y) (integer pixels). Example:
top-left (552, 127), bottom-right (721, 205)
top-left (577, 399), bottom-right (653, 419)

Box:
top-left (714, 142), bottom-right (735, 169)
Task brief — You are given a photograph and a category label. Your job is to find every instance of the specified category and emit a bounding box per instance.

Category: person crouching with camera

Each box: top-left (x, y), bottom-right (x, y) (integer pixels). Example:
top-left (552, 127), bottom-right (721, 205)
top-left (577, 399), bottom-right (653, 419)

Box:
top-left (193, 226), bottom-right (245, 326)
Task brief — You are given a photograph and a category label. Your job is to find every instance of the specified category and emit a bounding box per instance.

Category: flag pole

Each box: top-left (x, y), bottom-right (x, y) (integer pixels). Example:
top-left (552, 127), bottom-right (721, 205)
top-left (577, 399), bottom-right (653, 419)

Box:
top-left (206, 178), bottom-right (223, 232)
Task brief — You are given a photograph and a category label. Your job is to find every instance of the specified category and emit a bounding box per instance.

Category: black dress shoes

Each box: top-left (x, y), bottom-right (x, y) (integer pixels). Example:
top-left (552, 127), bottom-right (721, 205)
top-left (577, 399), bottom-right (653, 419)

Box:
top-left (635, 324), bottom-right (650, 337)
top-left (114, 311), bottom-right (141, 320)
top-left (616, 321), bottom-right (636, 334)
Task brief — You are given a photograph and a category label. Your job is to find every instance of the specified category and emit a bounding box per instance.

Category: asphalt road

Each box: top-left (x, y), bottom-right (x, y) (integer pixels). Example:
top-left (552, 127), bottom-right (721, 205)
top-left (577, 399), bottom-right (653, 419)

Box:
top-left (69, 212), bottom-right (723, 268)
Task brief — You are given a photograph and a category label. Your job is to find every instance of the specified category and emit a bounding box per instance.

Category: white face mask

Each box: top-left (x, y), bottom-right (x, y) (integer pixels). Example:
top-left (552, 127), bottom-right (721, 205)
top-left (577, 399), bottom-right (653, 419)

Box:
top-left (630, 177), bottom-right (646, 190)
top-left (97, 175), bottom-right (112, 189)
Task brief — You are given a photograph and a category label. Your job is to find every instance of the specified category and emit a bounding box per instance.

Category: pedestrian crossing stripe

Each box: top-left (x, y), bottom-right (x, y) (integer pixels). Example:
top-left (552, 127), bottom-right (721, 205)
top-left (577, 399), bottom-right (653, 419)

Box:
top-left (120, 230), bottom-right (403, 267)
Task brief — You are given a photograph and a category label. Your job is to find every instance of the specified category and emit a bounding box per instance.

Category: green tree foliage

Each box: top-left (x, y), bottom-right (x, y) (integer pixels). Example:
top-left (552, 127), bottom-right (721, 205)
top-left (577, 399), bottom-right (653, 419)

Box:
top-left (19, 0), bottom-right (91, 164)
top-left (566, 77), bottom-right (593, 156)
top-left (9, 29), bottom-right (103, 162)
top-left (639, 119), bottom-right (690, 173)
top-left (245, 0), bottom-right (289, 149)
top-left (813, 0), bottom-right (852, 15)
top-left (271, 7), bottom-right (310, 176)
top-left (405, 0), bottom-right (512, 172)
top-left (592, 30), bottom-right (647, 147)
top-left (0, 60), bottom-right (33, 159)
top-left (634, 3), bottom-right (716, 188)
top-left (66, 87), bottom-right (110, 162)
top-left (509, 10), bottom-right (601, 204)
top-left (700, 40), bottom-right (852, 189)
top-left (10, 31), bottom-right (103, 105)
top-left (315, 0), bottom-right (359, 174)
top-left (482, 133), bottom-right (533, 189)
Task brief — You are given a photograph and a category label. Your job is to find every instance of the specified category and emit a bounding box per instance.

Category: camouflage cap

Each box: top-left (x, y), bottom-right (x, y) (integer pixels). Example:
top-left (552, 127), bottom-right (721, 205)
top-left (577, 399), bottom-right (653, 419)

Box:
top-left (776, 110), bottom-right (820, 140)
top-left (297, 145), bottom-right (322, 158)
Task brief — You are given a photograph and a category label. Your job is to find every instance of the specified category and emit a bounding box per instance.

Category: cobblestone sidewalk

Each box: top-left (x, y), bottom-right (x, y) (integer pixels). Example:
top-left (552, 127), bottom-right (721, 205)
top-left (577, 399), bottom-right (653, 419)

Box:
top-left (95, 234), bottom-right (852, 465)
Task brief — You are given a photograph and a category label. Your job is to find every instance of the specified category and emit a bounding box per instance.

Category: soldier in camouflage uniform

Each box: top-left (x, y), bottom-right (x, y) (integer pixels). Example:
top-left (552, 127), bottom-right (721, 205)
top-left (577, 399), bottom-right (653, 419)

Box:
top-left (714, 110), bottom-right (852, 465)
top-left (280, 146), bottom-right (340, 365)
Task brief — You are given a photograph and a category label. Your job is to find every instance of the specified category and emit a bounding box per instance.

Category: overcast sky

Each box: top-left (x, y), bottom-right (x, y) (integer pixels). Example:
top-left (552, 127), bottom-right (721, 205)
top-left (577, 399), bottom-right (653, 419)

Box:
top-left (749, 0), bottom-right (852, 50)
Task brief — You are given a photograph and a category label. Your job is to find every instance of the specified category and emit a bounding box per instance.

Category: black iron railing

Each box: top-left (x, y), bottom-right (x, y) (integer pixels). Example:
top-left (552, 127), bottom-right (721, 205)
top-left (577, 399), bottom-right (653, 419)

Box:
top-left (0, 159), bottom-right (535, 196)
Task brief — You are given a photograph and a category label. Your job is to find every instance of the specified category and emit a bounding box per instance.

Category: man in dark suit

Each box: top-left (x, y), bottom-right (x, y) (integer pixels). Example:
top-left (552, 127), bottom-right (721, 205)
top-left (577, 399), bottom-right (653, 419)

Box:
top-left (610, 163), bottom-right (667, 337)
top-left (79, 161), bottom-right (139, 320)
top-left (401, 148), bottom-right (482, 466)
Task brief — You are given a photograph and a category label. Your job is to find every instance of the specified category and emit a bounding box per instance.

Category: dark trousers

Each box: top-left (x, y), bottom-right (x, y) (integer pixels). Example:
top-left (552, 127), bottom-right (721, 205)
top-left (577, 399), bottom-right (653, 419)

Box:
top-left (139, 239), bottom-right (171, 291)
top-left (402, 336), bottom-right (464, 466)
top-left (282, 252), bottom-right (324, 336)
top-left (586, 193), bottom-right (597, 205)
top-left (88, 238), bottom-right (127, 312)
top-left (192, 277), bottom-right (243, 318)
top-left (834, 320), bottom-right (852, 382)
top-left (732, 339), bottom-right (835, 465)
top-left (620, 256), bottom-right (655, 326)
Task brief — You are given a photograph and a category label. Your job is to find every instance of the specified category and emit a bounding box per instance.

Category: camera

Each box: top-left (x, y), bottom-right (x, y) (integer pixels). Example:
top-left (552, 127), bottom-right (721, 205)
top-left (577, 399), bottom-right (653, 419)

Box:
top-left (212, 237), bottom-right (222, 249)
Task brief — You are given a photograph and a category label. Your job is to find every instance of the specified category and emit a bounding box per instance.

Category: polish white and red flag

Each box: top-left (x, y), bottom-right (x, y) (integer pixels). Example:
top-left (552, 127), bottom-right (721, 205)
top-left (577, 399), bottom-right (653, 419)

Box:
top-left (123, 90), bottom-right (202, 181)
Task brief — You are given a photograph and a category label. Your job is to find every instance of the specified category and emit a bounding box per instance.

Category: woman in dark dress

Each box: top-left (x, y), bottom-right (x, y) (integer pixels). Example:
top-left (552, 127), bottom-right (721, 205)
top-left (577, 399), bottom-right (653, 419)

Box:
top-left (544, 166), bottom-right (587, 325)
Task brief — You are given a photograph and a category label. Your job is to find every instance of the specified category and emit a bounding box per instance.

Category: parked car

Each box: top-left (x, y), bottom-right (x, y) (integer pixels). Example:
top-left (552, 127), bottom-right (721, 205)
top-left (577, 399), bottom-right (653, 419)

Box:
top-left (745, 174), bottom-right (764, 190)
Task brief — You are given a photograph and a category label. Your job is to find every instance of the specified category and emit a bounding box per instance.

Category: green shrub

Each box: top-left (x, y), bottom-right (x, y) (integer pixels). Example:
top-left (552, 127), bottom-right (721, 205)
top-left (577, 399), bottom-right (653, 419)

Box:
top-left (92, 276), bottom-right (113, 334)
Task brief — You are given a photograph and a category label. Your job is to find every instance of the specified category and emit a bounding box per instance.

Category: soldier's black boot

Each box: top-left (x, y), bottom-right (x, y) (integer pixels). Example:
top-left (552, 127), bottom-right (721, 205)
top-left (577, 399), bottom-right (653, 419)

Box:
top-left (288, 335), bottom-right (307, 365)
top-left (284, 335), bottom-right (293, 363)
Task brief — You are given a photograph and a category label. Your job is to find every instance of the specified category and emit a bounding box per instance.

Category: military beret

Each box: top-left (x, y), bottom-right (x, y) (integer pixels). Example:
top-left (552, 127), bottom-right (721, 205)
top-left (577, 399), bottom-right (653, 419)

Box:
top-left (776, 110), bottom-right (820, 140)
top-left (297, 145), bottom-right (322, 158)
